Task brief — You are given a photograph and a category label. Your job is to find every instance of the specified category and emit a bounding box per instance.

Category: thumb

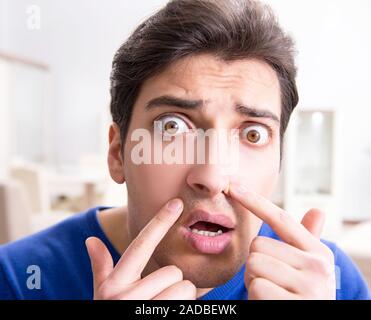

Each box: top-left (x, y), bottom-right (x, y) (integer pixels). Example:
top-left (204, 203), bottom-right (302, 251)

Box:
top-left (86, 237), bottom-right (114, 291)
top-left (301, 208), bottom-right (325, 239)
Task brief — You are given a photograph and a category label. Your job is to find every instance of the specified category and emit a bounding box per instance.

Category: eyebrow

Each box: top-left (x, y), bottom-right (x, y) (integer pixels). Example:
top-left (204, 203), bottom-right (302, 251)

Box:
top-left (145, 95), bottom-right (280, 123)
top-left (235, 105), bottom-right (280, 123)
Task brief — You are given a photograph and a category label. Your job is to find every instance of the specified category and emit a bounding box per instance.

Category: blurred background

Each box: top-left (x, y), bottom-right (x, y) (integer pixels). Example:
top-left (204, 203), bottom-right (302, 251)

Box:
top-left (0, 0), bottom-right (371, 286)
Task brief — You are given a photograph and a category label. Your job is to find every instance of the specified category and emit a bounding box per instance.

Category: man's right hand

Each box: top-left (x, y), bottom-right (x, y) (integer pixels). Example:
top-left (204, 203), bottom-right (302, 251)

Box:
top-left (85, 198), bottom-right (197, 300)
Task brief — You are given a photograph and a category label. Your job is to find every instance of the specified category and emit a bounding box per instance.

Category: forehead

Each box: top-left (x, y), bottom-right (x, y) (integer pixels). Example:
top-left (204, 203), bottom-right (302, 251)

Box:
top-left (138, 54), bottom-right (281, 117)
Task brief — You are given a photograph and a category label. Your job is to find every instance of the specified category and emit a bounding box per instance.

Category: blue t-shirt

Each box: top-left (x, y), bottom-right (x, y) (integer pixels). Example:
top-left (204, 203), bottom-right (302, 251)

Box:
top-left (0, 206), bottom-right (369, 300)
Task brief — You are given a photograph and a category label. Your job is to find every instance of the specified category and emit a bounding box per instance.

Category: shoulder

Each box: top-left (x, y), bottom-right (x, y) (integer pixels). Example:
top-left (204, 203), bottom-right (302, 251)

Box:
top-left (0, 207), bottom-right (104, 299)
top-left (0, 207), bottom-right (96, 261)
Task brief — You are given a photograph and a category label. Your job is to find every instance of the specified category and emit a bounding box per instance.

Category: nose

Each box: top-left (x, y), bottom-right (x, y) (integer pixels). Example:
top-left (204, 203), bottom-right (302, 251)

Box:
top-left (186, 164), bottom-right (230, 198)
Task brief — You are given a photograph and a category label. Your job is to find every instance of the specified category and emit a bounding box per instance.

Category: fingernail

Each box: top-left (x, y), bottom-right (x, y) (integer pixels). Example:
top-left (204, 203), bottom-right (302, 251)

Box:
top-left (167, 199), bottom-right (183, 212)
top-left (223, 183), bottom-right (230, 195)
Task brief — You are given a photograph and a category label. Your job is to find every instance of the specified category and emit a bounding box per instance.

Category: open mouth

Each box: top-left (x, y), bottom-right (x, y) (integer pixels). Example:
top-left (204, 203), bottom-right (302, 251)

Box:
top-left (188, 221), bottom-right (232, 237)
top-left (182, 211), bottom-right (235, 254)
top-left (181, 209), bottom-right (235, 253)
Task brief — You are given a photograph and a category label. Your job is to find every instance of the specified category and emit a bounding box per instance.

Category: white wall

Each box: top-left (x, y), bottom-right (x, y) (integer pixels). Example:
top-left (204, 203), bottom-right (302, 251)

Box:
top-left (0, 1), bottom-right (9, 180)
top-left (0, 59), bottom-right (11, 180)
top-left (265, 0), bottom-right (371, 220)
top-left (1, 0), bottom-right (371, 219)
top-left (0, 0), bottom-right (167, 167)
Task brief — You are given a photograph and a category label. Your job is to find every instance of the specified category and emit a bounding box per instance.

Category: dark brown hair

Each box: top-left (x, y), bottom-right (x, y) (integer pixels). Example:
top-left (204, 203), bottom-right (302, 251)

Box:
top-left (110, 0), bottom-right (299, 159)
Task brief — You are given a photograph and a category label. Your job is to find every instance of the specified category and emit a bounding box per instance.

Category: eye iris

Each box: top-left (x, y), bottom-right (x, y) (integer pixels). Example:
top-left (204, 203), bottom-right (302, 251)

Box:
top-left (247, 129), bottom-right (260, 143)
top-left (164, 120), bottom-right (179, 134)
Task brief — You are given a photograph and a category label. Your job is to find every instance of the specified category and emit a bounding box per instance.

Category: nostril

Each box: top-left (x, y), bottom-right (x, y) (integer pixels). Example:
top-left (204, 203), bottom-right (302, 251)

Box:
top-left (193, 183), bottom-right (208, 192)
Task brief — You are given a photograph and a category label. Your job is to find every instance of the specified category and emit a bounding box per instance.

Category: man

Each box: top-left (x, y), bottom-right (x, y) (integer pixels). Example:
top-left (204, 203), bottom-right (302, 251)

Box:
top-left (0, 0), bottom-right (369, 300)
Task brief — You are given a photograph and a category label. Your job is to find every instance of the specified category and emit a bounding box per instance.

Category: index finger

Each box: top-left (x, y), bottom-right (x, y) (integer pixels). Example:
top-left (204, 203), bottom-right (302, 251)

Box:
top-left (229, 183), bottom-right (319, 252)
top-left (108, 198), bottom-right (183, 284)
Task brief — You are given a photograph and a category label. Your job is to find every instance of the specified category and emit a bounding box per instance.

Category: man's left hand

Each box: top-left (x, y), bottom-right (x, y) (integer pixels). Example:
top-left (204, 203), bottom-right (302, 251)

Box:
top-left (229, 183), bottom-right (336, 300)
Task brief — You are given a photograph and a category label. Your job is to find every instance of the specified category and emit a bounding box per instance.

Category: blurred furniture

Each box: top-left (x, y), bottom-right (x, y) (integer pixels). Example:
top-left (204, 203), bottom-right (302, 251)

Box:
top-left (1, 160), bottom-right (114, 244)
top-left (0, 53), bottom-right (122, 243)
top-left (8, 164), bottom-right (74, 239)
top-left (0, 179), bottom-right (32, 244)
top-left (0, 176), bottom-right (73, 244)
top-left (9, 155), bottom-right (112, 212)
top-left (47, 154), bottom-right (113, 209)
top-left (47, 170), bottom-right (108, 209)
top-left (10, 163), bottom-right (49, 214)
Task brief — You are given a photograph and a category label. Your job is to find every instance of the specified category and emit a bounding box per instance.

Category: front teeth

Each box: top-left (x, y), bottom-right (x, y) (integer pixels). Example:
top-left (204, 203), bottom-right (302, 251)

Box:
top-left (190, 228), bottom-right (223, 237)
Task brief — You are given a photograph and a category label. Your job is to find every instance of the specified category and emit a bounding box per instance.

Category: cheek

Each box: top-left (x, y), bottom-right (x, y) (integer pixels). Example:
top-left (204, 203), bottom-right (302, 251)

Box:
top-left (236, 146), bottom-right (280, 197)
top-left (125, 160), bottom-right (188, 216)
top-left (123, 126), bottom-right (190, 221)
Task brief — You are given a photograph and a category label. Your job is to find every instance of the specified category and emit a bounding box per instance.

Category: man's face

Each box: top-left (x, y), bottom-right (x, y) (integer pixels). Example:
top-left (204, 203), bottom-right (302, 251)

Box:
top-left (121, 54), bottom-right (281, 288)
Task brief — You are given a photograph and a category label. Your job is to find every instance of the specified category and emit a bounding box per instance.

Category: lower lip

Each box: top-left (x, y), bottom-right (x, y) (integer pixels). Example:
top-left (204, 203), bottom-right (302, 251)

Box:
top-left (180, 227), bottom-right (233, 254)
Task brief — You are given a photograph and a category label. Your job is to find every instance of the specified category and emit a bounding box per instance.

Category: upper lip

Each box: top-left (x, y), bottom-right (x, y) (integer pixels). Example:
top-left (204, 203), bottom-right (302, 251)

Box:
top-left (185, 209), bottom-right (236, 230)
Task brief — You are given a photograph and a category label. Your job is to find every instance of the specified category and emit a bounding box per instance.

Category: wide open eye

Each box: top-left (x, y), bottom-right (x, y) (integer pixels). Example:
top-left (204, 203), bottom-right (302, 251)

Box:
top-left (154, 115), bottom-right (190, 137)
top-left (240, 124), bottom-right (270, 146)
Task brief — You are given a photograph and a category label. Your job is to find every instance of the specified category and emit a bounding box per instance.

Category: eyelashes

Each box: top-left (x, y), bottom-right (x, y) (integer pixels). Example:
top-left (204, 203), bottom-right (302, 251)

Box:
top-left (152, 113), bottom-right (274, 146)
top-left (240, 123), bottom-right (272, 146)
top-left (154, 114), bottom-right (191, 137)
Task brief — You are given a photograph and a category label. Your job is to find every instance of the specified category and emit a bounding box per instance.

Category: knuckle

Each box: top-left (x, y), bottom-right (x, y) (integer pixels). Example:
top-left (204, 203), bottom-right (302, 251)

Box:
top-left (181, 280), bottom-right (197, 296)
top-left (249, 237), bottom-right (264, 253)
top-left (130, 235), bottom-right (146, 252)
top-left (153, 211), bottom-right (168, 224)
top-left (165, 265), bottom-right (183, 280)
top-left (305, 255), bottom-right (332, 276)
top-left (304, 282), bottom-right (324, 299)
top-left (97, 283), bottom-right (114, 300)
top-left (246, 252), bottom-right (260, 270)
top-left (299, 276), bottom-right (318, 296)
top-left (244, 272), bottom-right (253, 288)
top-left (249, 278), bottom-right (265, 298)
top-left (278, 208), bottom-right (291, 224)
top-left (117, 284), bottom-right (141, 300)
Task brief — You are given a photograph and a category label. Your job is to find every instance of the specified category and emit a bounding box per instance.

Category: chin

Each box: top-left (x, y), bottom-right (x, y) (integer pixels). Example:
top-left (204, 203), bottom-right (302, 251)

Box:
top-left (155, 249), bottom-right (245, 288)
top-left (182, 261), bottom-right (243, 288)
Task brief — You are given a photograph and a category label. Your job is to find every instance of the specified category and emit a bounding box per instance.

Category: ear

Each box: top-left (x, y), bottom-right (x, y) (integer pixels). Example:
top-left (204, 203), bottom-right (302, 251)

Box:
top-left (107, 123), bottom-right (125, 184)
